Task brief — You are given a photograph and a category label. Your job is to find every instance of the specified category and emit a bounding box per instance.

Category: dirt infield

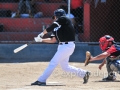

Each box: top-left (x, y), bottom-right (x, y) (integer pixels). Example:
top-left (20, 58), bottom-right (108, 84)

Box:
top-left (0, 62), bottom-right (120, 90)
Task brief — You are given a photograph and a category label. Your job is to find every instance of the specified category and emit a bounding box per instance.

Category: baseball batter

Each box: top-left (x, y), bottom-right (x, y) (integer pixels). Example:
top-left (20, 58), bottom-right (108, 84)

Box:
top-left (88, 35), bottom-right (120, 81)
top-left (31, 9), bottom-right (90, 86)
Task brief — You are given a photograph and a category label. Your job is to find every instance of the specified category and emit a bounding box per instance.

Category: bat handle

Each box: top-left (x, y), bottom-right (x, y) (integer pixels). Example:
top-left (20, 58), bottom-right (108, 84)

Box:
top-left (27, 40), bottom-right (35, 45)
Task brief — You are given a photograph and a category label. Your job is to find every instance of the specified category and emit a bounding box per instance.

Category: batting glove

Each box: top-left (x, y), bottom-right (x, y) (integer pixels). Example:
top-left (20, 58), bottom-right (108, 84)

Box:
top-left (38, 32), bottom-right (44, 38)
top-left (34, 37), bottom-right (42, 42)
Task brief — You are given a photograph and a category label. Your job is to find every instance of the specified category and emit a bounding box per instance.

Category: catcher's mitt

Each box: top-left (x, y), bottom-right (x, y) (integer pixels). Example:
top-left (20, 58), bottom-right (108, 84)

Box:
top-left (84, 51), bottom-right (91, 66)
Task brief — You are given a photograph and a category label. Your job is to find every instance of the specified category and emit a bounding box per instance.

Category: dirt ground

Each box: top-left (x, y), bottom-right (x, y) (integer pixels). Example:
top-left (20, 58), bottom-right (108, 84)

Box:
top-left (0, 62), bottom-right (120, 90)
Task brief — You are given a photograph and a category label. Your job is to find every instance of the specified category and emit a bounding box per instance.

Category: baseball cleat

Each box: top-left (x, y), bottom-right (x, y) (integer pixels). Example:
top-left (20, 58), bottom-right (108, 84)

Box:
top-left (83, 72), bottom-right (90, 84)
top-left (102, 77), bottom-right (116, 81)
top-left (31, 81), bottom-right (46, 86)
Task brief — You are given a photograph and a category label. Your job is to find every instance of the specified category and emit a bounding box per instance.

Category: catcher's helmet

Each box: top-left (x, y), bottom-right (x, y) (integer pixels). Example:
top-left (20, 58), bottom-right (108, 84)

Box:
top-left (52, 9), bottom-right (66, 19)
top-left (99, 35), bottom-right (115, 51)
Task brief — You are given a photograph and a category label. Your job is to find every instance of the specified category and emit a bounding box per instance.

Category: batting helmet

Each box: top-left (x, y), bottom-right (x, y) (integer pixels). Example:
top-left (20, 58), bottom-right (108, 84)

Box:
top-left (52, 9), bottom-right (66, 19)
top-left (99, 35), bottom-right (115, 51)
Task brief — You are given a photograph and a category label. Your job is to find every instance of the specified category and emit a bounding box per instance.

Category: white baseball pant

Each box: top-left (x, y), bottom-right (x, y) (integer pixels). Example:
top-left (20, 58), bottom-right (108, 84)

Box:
top-left (38, 42), bottom-right (87, 82)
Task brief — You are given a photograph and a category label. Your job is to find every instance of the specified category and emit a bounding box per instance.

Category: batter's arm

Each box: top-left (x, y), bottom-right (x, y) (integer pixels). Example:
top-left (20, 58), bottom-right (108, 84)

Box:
top-left (42, 29), bottom-right (48, 35)
top-left (38, 24), bottom-right (58, 38)
top-left (42, 37), bottom-right (57, 43)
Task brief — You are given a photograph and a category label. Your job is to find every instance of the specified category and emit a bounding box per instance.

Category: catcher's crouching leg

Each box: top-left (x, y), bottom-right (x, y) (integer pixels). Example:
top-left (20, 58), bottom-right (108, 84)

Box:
top-left (110, 60), bottom-right (120, 74)
top-left (102, 59), bottom-right (116, 81)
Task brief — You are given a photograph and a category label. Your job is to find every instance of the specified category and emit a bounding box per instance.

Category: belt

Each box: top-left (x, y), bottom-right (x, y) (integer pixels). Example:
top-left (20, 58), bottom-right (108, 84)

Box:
top-left (59, 41), bottom-right (75, 45)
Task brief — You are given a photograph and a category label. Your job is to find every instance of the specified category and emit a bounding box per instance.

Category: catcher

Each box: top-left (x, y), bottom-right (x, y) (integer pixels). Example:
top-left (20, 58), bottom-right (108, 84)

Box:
top-left (85, 35), bottom-right (120, 81)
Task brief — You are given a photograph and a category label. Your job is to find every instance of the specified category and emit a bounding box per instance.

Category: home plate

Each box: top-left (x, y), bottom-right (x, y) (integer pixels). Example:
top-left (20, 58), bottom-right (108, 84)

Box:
top-left (47, 82), bottom-right (65, 86)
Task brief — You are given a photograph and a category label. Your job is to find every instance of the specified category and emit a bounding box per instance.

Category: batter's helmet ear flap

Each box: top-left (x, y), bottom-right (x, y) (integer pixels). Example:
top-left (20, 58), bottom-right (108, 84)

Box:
top-left (52, 16), bottom-right (55, 19)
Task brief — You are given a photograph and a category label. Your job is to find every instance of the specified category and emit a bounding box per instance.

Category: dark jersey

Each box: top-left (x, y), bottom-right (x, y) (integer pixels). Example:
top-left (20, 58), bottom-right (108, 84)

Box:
top-left (46, 16), bottom-right (75, 42)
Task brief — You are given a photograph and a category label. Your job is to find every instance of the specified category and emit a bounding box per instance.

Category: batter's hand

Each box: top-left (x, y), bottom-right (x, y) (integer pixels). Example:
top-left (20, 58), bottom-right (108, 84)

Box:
top-left (38, 32), bottom-right (44, 38)
top-left (34, 37), bottom-right (42, 42)
top-left (84, 51), bottom-right (91, 66)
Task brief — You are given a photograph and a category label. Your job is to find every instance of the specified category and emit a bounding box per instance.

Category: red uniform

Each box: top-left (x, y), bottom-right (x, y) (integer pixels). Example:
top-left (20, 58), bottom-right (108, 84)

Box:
top-left (106, 45), bottom-right (120, 57)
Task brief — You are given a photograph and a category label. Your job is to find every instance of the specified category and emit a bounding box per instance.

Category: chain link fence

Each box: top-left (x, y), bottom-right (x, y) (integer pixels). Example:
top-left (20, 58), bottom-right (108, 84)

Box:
top-left (0, 0), bottom-right (120, 43)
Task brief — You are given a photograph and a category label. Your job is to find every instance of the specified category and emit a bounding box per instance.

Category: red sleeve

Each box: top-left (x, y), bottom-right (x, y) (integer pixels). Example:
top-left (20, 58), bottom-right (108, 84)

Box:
top-left (106, 45), bottom-right (117, 54)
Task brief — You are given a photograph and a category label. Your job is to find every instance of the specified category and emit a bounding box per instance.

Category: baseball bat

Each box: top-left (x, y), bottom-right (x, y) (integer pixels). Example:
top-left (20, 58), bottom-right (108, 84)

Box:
top-left (14, 40), bottom-right (35, 53)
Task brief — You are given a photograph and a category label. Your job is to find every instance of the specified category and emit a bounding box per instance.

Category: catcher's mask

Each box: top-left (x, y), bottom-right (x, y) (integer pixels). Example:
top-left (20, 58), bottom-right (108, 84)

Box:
top-left (99, 35), bottom-right (115, 51)
top-left (52, 9), bottom-right (66, 19)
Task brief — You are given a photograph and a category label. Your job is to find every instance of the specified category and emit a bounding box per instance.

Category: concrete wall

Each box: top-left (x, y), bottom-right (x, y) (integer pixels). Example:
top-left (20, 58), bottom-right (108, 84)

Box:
top-left (0, 43), bottom-right (102, 63)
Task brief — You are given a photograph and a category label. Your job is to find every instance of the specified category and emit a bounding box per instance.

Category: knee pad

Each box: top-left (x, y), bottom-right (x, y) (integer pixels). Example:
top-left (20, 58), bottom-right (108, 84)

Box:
top-left (110, 63), bottom-right (118, 72)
